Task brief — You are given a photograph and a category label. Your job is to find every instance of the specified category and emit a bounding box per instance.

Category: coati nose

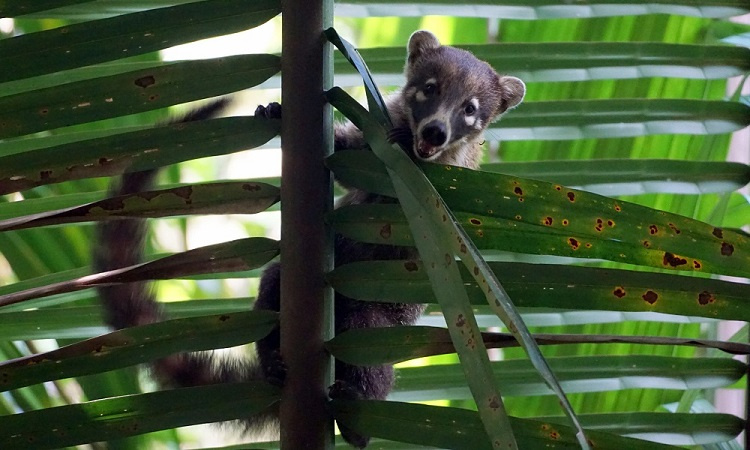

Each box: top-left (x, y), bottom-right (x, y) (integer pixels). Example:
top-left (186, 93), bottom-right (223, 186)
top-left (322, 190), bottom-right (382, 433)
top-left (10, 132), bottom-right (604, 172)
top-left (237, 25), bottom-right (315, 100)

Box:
top-left (421, 121), bottom-right (447, 147)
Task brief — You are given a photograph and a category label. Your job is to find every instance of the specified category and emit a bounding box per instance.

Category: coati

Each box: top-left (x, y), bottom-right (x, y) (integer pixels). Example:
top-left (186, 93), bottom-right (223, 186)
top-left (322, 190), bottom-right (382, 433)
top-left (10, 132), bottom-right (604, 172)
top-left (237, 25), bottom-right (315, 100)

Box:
top-left (96, 30), bottom-right (524, 448)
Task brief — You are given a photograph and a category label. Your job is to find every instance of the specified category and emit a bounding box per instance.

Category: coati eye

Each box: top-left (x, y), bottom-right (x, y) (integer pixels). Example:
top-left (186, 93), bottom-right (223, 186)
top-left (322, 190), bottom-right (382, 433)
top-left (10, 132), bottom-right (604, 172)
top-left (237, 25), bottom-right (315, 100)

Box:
top-left (422, 83), bottom-right (436, 97)
top-left (464, 103), bottom-right (477, 115)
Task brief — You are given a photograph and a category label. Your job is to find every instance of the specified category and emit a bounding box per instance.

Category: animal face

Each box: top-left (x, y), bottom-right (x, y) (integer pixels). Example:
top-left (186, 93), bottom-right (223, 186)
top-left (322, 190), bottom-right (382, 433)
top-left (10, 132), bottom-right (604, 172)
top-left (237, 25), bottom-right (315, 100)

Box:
top-left (401, 31), bottom-right (525, 164)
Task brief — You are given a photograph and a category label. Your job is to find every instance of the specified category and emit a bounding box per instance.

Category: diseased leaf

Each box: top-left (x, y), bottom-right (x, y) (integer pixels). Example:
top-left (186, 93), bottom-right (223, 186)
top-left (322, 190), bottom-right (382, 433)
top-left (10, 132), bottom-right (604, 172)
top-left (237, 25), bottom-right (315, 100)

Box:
top-left (0, 237), bottom-right (279, 309)
top-left (328, 261), bottom-right (750, 322)
top-left (0, 381), bottom-right (280, 450)
top-left (481, 159), bottom-right (750, 195)
top-left (0, 116), bottom-right (280, 194)
top-left (331, 400), bottom-right (675, 450)
top-left (0, 181), bottom-right (279, 231)
top-left (327, 155), bottom-right (749, 278)
top-left (0, 310), bottom-right (276, 392)
top-left (0, 54), bottom-right (280, 139)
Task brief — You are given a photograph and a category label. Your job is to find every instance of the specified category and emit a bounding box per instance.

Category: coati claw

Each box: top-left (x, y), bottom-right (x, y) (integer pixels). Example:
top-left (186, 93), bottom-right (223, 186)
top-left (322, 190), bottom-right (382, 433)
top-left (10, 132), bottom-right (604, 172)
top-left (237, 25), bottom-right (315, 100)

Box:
top-left (254, 102), bottom-right (282, 119)
top-left (386, 126), bottom-right (413, 150)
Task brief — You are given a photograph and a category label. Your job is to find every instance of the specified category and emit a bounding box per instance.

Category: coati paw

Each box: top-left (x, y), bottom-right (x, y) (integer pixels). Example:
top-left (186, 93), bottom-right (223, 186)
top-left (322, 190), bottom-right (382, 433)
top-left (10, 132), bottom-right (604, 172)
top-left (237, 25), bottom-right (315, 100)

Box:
top-left (254, 102), bottom-right (282, 120)
top-left (386, 126), bottom-right (413, 150)
top-left (264, 350), bottom-right (287, 387)
top-left (329, 380), bottom-right (371, 448)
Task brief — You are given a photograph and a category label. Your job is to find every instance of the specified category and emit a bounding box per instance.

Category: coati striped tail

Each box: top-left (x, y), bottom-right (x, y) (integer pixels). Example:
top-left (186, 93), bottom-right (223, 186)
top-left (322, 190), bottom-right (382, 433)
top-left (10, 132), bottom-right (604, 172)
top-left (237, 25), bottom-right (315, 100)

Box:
top-left (94, 98), bottom-right (231, 329)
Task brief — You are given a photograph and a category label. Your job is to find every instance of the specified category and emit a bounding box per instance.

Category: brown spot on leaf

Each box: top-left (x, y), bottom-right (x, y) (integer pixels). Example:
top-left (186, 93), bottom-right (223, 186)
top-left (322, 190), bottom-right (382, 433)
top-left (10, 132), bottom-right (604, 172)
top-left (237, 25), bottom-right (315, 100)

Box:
top-left (567, 192), bottom-right (576, 202)
top-left (663, 252), bottom-right (687, 267)
top-left (614, 204), bottom-right (622, 212)
top-left (455, 314), bottom-right (466, 327)
top-left (613, 287), bottom-right (626, 298)
top-left (404, 261), bottom-right (418, 272)
top-left (469, 218), bottom-right (481, 226)
top-left (476, 230), bottom-right (484, 238)
top-left (543, 216), bottom-right (553, 226)
top-left (40, 108), bottom-right (49, 115)
top-left (698, 291), bottom-right (715, 305)
top-left (148, 94), bottom-right (159, 101)
top-left (473, 267), bottom-right (479, 275)
top-left (562, 219), bottom-right (569, 226)
top-left (642, 290), bottom-right (658, 304)
top-left (554, 185), bottom-right (562, 191)
top-left (668, 223), bottom-right (681, 234)
top-left (721, 242), bottom-right (734, 256)
top-left (460, 244), bottom-right (467, 253)
top-left (98, 198), bottom-right (126, 211)
top-left (518, 197), bottom-right (524, 202)
top-left (134, 75), bottom-right (156, 88)
top-left (642, 240), bottom-right (650, 248)
top-left (607, 220), bottom-right (615, 227)
top-left (515, 214), bottom-right (522, 220)
top-left (550, 431), bottom-right (560, 440)
top-left (595, 218), bottom-right (603, 232)
top-left (488, 396), bottom-right (500, 409)
top-left (219, 315), bottom-right (230, 321)
top-left (585, 243), bottom-right (592, 248)
top-left (172, 186), bottom-right (192, 201)
top-left (242, 183), bottom-right (261, 192)
top-left (641, 291), bottom-right (659, 305)
top-left (568, 238), bottom-right (580, 250)
top-left (514, 186), bottom-right (523, 196)
top-left (40, 170), bottom-right (53, 180)
top-left (712, 228), bottom-right (724, 239)
top-left (693, 260), bottom-right (702, 269)
top-left (380, 223), bottom-right (392, 239)
top-left (649, 225), bottom-right (658, 235)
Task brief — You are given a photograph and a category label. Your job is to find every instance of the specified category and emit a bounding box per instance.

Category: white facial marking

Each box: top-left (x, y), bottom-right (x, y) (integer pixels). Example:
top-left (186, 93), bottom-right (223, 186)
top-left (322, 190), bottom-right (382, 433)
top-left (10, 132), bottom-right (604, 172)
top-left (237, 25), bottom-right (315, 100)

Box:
top-left (415, 90), bottom-right (427, 102)
top-left (463, 98), bottom-right (480, 128)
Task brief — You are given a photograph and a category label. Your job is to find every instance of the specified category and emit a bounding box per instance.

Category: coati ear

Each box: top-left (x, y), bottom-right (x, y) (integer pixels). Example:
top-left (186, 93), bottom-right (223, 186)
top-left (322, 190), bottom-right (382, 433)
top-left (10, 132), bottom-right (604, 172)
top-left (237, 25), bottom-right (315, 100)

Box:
top-left (496, 76), bottom-right (526, 115)
top-left (407, 30), bottom-right (441, 63)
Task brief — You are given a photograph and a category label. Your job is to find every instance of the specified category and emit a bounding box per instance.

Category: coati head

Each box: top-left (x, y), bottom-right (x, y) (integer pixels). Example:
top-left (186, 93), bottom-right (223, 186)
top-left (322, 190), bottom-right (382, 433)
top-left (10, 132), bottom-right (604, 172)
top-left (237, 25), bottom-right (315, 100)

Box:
top-left (400, 30), bottom-right (525, 166)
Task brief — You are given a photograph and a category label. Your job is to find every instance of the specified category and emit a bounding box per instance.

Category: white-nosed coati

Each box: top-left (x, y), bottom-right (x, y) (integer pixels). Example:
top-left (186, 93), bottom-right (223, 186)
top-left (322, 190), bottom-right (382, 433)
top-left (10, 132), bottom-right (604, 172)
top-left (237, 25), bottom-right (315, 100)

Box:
top-left (96, 30), bottom-right (524, 448)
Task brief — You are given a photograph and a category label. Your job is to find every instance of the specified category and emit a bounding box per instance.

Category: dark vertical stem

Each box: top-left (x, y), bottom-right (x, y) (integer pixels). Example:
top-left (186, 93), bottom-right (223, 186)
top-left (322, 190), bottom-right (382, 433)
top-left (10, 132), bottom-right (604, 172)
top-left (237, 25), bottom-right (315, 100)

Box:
top-left (279, 0), bottom-right (334, 448)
